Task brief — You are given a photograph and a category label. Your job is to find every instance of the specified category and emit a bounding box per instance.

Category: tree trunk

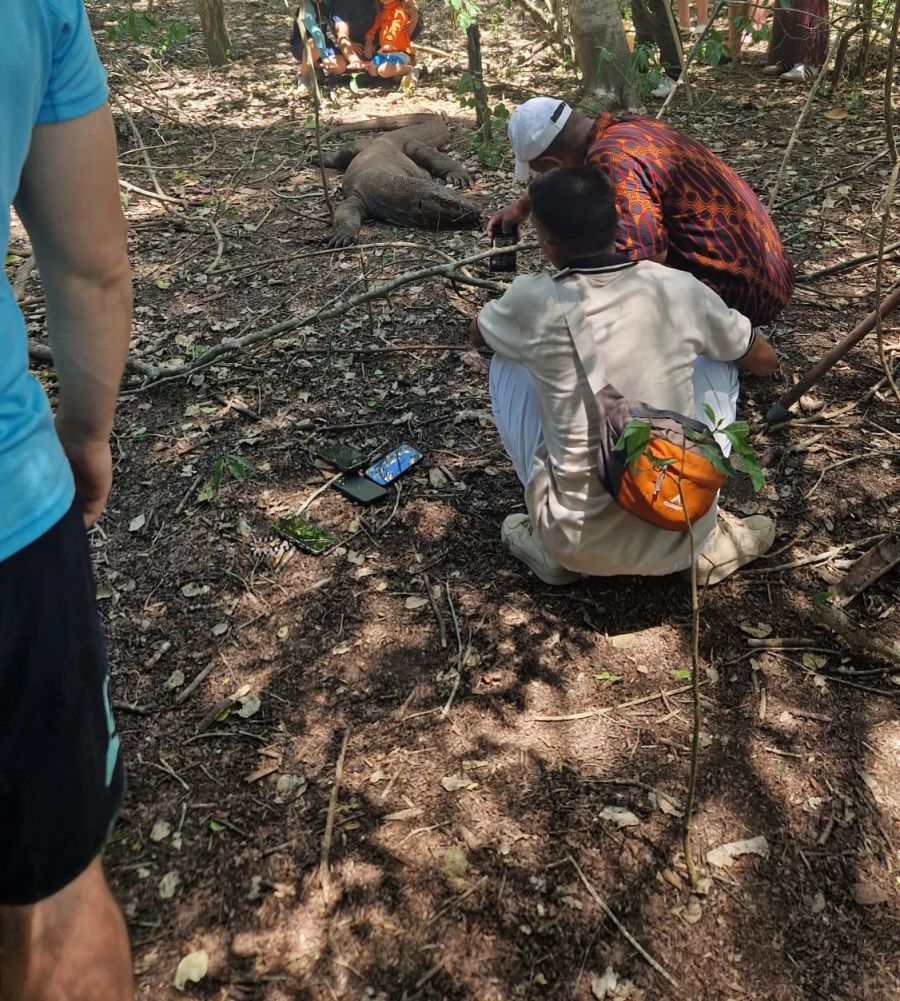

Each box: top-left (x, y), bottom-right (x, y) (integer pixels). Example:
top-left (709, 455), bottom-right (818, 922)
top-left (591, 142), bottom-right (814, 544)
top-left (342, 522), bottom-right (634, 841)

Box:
top-left (196, 0), bottom-right (231, 66)
top-left (569, 0), bottom-right (638, 109)
top-left (466, 23), bottom-right (491, 142)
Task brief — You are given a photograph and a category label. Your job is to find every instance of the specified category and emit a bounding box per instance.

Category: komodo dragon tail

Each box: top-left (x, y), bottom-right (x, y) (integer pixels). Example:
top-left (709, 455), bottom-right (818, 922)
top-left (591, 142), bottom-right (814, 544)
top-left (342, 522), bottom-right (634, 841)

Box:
top-left (322, 113), bottom-right (474, 140)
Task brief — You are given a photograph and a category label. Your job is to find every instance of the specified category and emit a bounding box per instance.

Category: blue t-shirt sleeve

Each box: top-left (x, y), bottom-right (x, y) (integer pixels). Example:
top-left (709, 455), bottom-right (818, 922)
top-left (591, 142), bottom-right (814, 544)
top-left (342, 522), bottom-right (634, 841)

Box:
top-left (37, 0), bottom-right (108, 124)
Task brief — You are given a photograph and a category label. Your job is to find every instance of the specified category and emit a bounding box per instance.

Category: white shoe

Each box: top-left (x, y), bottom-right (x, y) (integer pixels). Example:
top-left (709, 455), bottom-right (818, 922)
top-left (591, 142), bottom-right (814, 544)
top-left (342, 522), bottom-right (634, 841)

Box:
top-left (501, 514), bottom-right (581, 586)
top-left (650, 75), bottom-right (677, 98)
top-left (693, 510), bottom-right (775, 586)
top-left (762, 63), bottom-right (783, 76)
top-left (692, 22), bottom-right (708, 34)
top-left (780, 63), bottom-right (812, 82)
top-left (296, 75), bottom-right (310, 97)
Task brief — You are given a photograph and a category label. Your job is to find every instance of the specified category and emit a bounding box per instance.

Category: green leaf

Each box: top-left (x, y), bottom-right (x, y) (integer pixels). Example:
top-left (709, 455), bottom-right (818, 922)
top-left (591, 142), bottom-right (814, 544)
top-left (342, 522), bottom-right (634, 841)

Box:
top-left (702, 403), bottom-right (716, 424)
top-left (349, 74), bottom-right (360, 95)
top-left (698, 443), bottom-right (737, 478)
top-left (197, 478), bottom-right (216, 504)
top-left (594, 671), bottom-right (623, 684)
top-left (674, 669), bottom-right (692, 681)
top-left (211, 456), bottom-right (225, 490)
top-left (813, 590), bottom-right (832, 605)
top-left (225, 454), bottom-right (254, 483)
top-left (209, 820), bottom-right (225, 832)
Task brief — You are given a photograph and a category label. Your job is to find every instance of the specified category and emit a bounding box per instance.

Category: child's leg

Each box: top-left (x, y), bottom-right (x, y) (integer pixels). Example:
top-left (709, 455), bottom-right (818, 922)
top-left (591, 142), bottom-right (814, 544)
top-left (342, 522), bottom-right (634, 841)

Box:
top-left (695, 0), bottom-right (709, 26)
top-left (677, 0), bottom-right (691, 30)
top-left (375, 60), bottom-right (413, 78)
top-left (488, 357), bottom-right (544, 486)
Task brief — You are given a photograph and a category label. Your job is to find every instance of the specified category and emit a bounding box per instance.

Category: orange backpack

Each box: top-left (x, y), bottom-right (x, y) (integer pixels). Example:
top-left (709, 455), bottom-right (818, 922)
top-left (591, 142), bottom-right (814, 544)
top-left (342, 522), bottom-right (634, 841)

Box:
top-left (554, 272), bottom-right (726, 532)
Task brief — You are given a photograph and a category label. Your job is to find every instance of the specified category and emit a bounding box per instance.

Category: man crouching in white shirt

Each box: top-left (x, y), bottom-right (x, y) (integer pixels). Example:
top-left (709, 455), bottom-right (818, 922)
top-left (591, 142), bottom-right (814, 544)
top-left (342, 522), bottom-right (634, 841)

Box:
top-left (471, 166), bottom-right (778, 587)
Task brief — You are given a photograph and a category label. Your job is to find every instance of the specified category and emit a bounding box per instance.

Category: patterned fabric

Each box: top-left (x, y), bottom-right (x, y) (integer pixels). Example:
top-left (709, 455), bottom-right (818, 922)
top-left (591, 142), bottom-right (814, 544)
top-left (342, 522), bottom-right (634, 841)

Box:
top-left (585, 113), bottom-right (794, 326)
top-left (767, 0), bottom-right (829, 70)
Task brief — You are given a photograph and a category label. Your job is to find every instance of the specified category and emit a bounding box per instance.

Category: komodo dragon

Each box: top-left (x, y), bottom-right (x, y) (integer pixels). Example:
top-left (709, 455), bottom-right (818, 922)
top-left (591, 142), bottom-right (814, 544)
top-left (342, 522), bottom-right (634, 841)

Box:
top-left (321, 115), bottom-right (481, 248)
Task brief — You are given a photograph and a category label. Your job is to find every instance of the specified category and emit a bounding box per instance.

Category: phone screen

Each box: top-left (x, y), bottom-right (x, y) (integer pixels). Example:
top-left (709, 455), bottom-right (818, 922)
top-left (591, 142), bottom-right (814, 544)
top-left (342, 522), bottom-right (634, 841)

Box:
top-left (318, 444), bottom-right (364, 473)
top-left (273, 515), bottom-right (336, 554)
top-left (364, 444), bottom-right (423, 487)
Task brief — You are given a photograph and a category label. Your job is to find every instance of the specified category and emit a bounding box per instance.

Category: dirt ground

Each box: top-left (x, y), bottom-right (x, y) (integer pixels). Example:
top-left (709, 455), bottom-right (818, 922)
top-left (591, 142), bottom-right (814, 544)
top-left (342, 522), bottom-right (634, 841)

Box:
top-left (14, 0), bottom-right (900, 997)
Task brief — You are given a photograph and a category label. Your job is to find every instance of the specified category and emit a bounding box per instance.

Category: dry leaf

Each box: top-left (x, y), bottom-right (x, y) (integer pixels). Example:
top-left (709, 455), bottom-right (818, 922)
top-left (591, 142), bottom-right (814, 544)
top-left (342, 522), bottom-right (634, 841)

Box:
top-left (809, 889), bottom-right (826, 914)
top-left (611, 632), bottom-right (636, 648)
top-left (802, 652), bottom-right (827, 670)
top-left (129, 513), bottom-right (146, 533)
top-left (164, 670), bottom-right (185, 690)
top-left (442, 846), bottom-right (468, 891)
top-left (441, 773), bottom-right (477, 792)
top-left (739, 621), bottom-right (773, 639)
top-left (212, 621), bottom-right (229, 637)
top-left (158, 870), bottom-right (180, 899)
top-left (429, 467), bottom-right (449, 489)
top-left (150, 819), bottom-right (172, 842)
top-left (174, 950), bottom-right (208, 991)
top-left (405, 595), bottom-right (428, 610)
top-left (346, 550), bottom-right (364, 565)
top-left (236, 695), bottom-right (260, 718)
top-left (682, 896), bottom-right (703, 924)
top-left (591, 967), bottom-right (619, 999)
top-left (96, 583), bottom-right (114, 601)
top-left (824, 106), bottom-right (849, 119)
top-left (276, 625), bottom-right (289, 640)
top-left (599, 805), bottom-right (640, 828)
top-left (181, 582), bottom-right (206, 598)
top-left (274, 773), bottom-right (307, 804)
top-left (852, 882), bottom-right (888, 906)
top-left (707, 835), bottom-right (770, 868)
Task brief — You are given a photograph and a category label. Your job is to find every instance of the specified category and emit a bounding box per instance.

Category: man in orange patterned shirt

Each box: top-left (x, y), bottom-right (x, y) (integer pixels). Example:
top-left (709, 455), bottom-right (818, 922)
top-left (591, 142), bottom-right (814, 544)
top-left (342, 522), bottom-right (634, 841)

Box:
top-left (489, 97), bottom-right (794, 327)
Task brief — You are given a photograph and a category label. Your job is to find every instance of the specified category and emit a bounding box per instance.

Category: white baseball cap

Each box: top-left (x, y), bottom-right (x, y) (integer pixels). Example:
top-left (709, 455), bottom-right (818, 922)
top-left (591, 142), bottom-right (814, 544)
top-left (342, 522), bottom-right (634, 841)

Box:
top-left (508, 97), bottom-right (573, 183)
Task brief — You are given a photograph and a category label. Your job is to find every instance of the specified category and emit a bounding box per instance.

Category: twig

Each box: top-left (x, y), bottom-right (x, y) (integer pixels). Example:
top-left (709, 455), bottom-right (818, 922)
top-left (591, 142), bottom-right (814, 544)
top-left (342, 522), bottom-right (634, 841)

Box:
top-left (590, 777), bottom-right (683, 811)
top-left (531, 682), bottom-right (705, 721)
top-left (441, 586), bottom-right (467, 717)
top-left (422, 572), bottom-right (447, 649)
top-left (747, 637), bottom-right (822, 649)
top-left (112, 700), bottom-right (150, 716)
top-left (296, 472), bottom-right (344, 516)
top-left (874, 0), bottom-right (900, 405)
top-left (144, 640), bottom-right (172, 669)
top-left (682, 501), bottom-right (702, 890)
top-left (745, 534), bottom-right (886, 574)
top-left (175, 660), bottom-right (217, 705)
top-left (119, 178), bottom-right (185, 206)
top-left (804, 450), bottom-right (900, 500)
top-left (111, 93), bottom-right (170, 205)
top-left (320, 728), bottom-right (351, 897)
top-left (797, 239), bottom-right (900, 282)
top-left (778, 149), bottom-right (889, 209)
top-left (567, 855), bottom-right (678, 987)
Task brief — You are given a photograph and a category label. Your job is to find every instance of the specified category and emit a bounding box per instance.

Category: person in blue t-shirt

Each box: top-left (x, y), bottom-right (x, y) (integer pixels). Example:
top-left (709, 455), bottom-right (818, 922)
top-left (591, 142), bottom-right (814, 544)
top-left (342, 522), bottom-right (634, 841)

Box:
top-left (0, 3), bottom-right (133, 998)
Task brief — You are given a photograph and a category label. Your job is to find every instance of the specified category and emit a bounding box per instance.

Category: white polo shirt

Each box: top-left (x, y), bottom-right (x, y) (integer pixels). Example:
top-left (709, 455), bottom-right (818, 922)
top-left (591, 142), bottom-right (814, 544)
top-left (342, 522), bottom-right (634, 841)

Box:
top-left (477, 260), bottom-right (754, 575)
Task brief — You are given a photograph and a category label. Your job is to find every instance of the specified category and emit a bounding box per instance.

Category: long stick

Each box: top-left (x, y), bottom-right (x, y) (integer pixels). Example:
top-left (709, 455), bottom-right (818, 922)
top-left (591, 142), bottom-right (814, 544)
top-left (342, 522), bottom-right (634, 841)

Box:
top-left (132, 242), bottom-right (535, 384)
top-left (874, 0), bottom-right (900, 405)
top-left (766, 286), bottom-right (900, 421)
top-left (656, 0), bottom-right (726, 119)
top-left (567, 855), bottom-right (678, 987)
top-left (319, 728), bottom-right (351, 896)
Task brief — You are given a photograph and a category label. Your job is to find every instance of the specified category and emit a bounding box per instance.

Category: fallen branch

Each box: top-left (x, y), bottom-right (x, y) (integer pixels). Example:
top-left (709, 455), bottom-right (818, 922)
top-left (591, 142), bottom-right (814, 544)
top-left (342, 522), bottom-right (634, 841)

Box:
top-left (567, 855), bottom-right (678, 988)
top-left (129, 242), bottom-right (534, 385)
top-left (811, 603), bottom-right (900, 666)
top-left (656, 0), bottom-right (726, 120)
top-left (797, 239), bottom-right (900, 282)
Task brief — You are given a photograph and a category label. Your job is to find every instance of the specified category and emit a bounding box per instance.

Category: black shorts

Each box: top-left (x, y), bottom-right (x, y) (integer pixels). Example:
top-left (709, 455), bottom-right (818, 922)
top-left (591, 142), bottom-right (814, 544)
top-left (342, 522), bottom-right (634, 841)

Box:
top-left (0, 503), bottom-right (124, 905)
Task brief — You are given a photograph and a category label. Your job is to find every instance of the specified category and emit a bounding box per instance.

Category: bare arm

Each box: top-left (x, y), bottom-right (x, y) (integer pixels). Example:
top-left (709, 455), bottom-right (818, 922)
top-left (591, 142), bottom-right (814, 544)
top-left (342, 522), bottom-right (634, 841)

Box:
top-left (737, 332), bottom-right (778, 376)
top-left (469, 316), bottom-right (489, 351)
top-left (401, 0), bottom-right (419, 34)
top-left (486, 192), bottom-right (532, 237)
top-left (15, 105), bottom-right (132, 526)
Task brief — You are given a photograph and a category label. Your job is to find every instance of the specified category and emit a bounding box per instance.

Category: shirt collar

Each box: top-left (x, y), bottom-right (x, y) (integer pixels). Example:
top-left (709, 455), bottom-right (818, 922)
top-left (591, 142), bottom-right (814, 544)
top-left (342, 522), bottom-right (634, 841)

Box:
top-left (552, 250), bottom-right (634, 279)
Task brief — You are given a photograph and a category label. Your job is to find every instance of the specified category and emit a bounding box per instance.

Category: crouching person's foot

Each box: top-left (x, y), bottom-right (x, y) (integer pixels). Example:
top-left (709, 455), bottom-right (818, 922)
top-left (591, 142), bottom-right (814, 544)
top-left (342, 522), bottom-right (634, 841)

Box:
top-left (501, 514), bottom-right (581, 586)
top-left (693, 510), bottom-right (775, 586)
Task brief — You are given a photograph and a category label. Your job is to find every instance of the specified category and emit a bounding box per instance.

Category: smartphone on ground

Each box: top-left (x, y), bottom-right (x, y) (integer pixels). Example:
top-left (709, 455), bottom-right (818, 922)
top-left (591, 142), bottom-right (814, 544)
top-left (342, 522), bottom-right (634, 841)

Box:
top-left (364, 444), bottom-right (424, 487)
top-left (273, 514), bottom-right (337, 554)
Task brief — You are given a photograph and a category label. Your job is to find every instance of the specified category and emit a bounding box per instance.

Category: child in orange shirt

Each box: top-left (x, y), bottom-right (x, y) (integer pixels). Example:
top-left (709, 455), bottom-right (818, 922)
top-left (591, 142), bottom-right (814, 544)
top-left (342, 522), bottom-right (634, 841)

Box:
top-left (364, 0), bottom-right (415, 79)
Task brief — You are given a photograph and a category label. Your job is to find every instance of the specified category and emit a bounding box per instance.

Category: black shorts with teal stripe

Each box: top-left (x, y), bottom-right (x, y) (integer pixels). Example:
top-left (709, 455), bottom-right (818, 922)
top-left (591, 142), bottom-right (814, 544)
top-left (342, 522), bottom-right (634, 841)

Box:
top-left (0, 503), bottom-right (124, 905)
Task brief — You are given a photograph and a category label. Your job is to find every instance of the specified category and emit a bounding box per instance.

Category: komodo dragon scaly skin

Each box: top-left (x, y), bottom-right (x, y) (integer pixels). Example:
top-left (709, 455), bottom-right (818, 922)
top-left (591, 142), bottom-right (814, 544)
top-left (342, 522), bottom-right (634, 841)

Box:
top-left (321, 115), bottom-right (481, 248)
